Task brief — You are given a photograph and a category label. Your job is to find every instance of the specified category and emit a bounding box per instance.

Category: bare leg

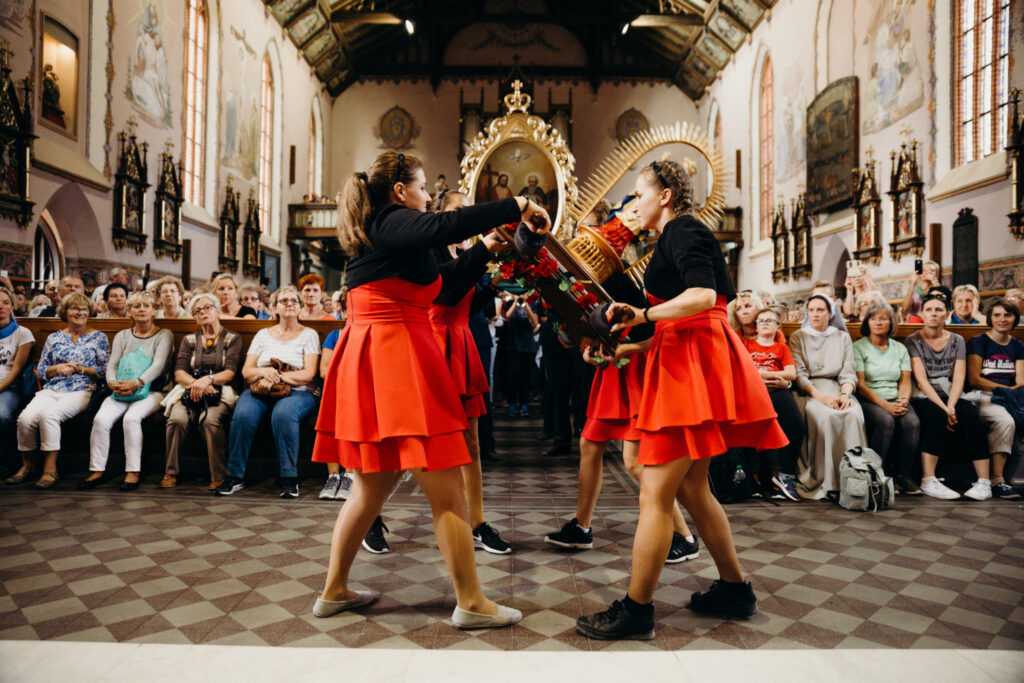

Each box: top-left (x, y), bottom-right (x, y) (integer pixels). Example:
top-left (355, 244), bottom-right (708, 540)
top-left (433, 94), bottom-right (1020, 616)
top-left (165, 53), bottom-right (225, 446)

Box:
top-left (991, 452), bottom-right (1007, 480)
top-left (626, 457), bottom-right (691, 603)
top-left (326, 462), bottom-right (340, 476)
top-left (922, 452), bottom-right (939, 479)
top-left (460, 417), bottom-right (485, 528)
top-left (36, 451), bottom-right (59, 485)
top-left (622, 441), bottom-right (691, 536)
top-left (321, 469), bottom-right (402, 602)
top-left (973, 458), bottom-right (991, 480)
top-left (575, 437), bottom-right (606, 528)
top-left (676, 459), bottom-right (743, 582)
top-left (413, 466), bottom-right (496, 614)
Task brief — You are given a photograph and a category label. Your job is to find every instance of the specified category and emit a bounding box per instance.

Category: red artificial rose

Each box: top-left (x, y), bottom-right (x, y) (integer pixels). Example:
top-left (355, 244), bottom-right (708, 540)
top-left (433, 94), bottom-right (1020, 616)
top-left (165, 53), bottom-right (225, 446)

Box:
top-left (571, 282), bottom-right (587, 294)
top-left (526, 292), bottom-right (540, 305)
top-left (537, 248), bottom-right (550, 260)
top-left (499, 262), bottom-right (518, 279)
top-left (577, 293), bottom-right (598, 308)
top-left (532, 258), bottom-right (559, 278)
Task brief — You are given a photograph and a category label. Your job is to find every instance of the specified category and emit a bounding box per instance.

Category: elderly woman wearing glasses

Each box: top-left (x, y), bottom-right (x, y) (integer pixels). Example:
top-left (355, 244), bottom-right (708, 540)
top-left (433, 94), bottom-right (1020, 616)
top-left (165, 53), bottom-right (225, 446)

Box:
top-left (10, 293), bottom-right (108, 488)
top-left (160, 293), bottom-right (243, 490)
top-left (216, 285), bottom-right (320, 498)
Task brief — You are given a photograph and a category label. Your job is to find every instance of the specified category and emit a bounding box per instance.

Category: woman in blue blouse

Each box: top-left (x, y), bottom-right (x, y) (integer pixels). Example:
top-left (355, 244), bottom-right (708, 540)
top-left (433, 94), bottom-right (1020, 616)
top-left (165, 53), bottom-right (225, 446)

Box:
top-left (12, 292), bottom-right (108, 488)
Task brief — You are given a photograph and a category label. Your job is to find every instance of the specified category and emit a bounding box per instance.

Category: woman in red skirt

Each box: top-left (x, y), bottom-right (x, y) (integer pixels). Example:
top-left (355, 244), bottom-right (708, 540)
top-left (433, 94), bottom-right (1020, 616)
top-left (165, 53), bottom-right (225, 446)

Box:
top-left (430, 190), bottom-right (511, 555)
top-left (312, 152), bottom-right (548, 629)
top-left (577, 160), bottom-right (787, 640)
top-left (544, 273), bottom-right (698, 563)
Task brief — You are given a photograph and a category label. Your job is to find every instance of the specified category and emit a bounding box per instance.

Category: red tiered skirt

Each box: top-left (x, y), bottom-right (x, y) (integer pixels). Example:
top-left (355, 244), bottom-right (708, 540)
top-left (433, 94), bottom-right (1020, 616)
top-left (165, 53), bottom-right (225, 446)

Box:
top-left (429, 289), bottom-right (490, 419)
top-left (580, 352), bottom-right (646, 442)
top-left (312, 277), bottom-right (471, 473)
top-left (637, 296), bottom-right (788, 464)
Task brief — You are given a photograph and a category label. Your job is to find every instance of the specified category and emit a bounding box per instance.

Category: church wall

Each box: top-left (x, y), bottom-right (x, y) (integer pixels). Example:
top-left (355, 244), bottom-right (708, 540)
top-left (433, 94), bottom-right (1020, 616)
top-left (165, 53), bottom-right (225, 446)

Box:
top-left (327, 78), bottom-right (698, 213)
top-left (0, 0), bottom-right (328, 290)
top-left (701, 0), bottom-right (1024, 301)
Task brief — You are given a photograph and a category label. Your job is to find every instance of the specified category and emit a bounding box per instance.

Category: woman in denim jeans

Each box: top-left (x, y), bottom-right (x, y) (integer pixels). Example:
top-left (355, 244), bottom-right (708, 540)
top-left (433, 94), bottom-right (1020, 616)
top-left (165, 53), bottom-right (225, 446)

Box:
top-left (0, 286), bottom-right (34, 472)
top-left (216, 285), bottom-right (320, 498)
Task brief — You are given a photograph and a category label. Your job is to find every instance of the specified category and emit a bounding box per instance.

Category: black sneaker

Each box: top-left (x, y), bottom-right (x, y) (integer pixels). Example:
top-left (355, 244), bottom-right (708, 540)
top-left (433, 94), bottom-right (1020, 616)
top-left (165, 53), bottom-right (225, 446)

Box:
top-left (771, 472), bottom-right (800, 501)
top-left (993, 482), bottom-right (1022, 499)
top-left (688, 580), bottom-right (758, 618)
top-left (894, 474), bottom-right (922, 496)
top-left (215, 476), bottom-right (245, 496)
top-left (665, 532), bottom-right (699, 564)
top-left (544, 518), bottom-right (593, 549)
top-left (473, 522), bottom-right (512, 554)
top-left (362, 516), bottom-right (390, 554)
top-left (576, 600), bottom-right (655, 640)
top-left (280, 478), bottom-right (299, 499)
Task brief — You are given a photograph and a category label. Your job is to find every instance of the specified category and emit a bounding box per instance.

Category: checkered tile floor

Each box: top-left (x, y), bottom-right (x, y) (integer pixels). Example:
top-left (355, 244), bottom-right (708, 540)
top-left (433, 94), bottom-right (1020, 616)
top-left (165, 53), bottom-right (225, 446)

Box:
top-left (1, 410), bottom-right (1022, 651)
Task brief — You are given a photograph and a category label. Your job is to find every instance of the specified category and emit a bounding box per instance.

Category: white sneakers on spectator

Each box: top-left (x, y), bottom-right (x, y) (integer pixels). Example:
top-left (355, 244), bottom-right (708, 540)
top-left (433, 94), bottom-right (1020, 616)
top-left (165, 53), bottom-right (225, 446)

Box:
top-left (921, 477), bottom-right (960, 500)
top-left (963, 479), bottom-right (992, 501)
top-left (319, 473), bottom-right (342, 500)
top-left (335, 473), bottom-right (354, 500)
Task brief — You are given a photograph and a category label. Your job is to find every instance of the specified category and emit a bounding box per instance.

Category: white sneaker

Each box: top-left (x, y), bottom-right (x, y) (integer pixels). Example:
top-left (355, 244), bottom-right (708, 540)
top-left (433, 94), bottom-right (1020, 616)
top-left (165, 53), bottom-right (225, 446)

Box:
top-left (963, 479), bottom-right (992, 501)
top-left (335, 473), bottom-right (354, 500)
top-left (921, 478), bottom-right (960, 500)
top-left (319, 474), bottom-right (341, 500)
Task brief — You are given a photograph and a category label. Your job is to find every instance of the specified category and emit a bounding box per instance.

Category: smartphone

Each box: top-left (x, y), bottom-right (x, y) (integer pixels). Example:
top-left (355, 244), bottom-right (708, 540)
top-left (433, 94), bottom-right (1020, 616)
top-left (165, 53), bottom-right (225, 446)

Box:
top-left (0, 270), bottom-right (7, 278)
top-left (914, 259), bottom-right (923, 274)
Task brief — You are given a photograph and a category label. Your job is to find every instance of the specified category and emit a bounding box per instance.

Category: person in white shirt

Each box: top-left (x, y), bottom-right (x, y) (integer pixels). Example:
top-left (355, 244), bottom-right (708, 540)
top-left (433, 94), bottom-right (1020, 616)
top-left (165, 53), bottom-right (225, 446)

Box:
top-left (0, 286), bottom-right (34, 467)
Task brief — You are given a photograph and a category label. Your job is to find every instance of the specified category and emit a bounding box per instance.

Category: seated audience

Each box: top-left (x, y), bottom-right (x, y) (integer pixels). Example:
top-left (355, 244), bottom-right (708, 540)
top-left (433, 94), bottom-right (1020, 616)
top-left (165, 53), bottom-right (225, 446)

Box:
top-left (966, 298), bottom-right (1024, 500)
top-left (97, 282), bottom-right (130, 318)
top-left (727, 290), bottom-right (764, 340)
top-left (239, 283), bottom-right (271, 320)
top-left (216, 286), bottom-right (320, 498)
top-left (317, 328), bottom-right (352, 500)
top-left (741, 306), bottom-right (803, 500)
top-left (801, 280), bottom-right (847, 331)
top-left (79, 292), bottom-right (173, 491)
top-left (1004, 288), bottom-right (1024, 320)
top-left (906, 286), bottom-right (952, 324)
top-left (154, 276), bottom-right (189, 319)
top-left (906, 295), bottom-right (991, 500)
top-left (37, 276), bottom-right (85, 317)
top-left (948, 284), bottom-right (985, 325)
top-left (11, 294), bottom-right (108, 488)
top-left (212, 274), bottom-right (257, 319)
top-left (900, 259), bottom-right (940, 321)
top-left (790, 294), bottom-right (866, 499)
top-left (849, 289), bottom-right (885, 323)
top-left (161, 293), bottom-right (242, 490)
top-left (298, 273), bottom-right (335, 321)
top-left (91, 267), bottom-right (130, 305)
top-left (332, 287), bottom-right (348, 323)
top-left (853, 301), bottom-right (920, 494)
top-left (842, 269), bottom-right (879, 321)
top-left (0, 286), bottom-right (34, 468)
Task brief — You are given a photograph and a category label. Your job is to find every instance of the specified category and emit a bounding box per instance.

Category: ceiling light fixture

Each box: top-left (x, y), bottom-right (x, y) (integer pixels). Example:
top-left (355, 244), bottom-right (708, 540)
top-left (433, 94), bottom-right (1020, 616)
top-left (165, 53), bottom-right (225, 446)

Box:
top-left (621, 22), bottom-right (630, 35)
top-left (405, 19), bottom-right (415, 35)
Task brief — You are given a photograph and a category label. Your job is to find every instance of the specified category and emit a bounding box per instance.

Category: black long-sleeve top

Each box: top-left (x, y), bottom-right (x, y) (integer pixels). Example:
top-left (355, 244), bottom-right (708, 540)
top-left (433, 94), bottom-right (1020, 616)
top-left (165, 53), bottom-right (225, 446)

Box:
top-left (643, 215), bottom-right (736, 304)
top-left (603, 272), bottom-right (654, 343)
top-left (433, 241), bottom-right (491, 307)
top-left (345, 198), bottom-right (520, 290)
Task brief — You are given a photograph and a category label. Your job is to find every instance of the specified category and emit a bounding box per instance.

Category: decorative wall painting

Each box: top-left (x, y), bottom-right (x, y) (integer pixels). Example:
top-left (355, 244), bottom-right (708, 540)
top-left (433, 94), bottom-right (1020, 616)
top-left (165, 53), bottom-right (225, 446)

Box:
top-left (614, 108), bottom-right (649, 143)
top-left (39, 15), bottom-right (78, 138)
top-left (219, 27), bottom-right (259, 180)
top-left (303, 29), bottom-right (336, 65)
top-left (376, 106), bottom-right (418, 150)
top-left (887, 139), bottom-right (924, 261)
top-left (269, 0), bottom-right (311, 25)
top-left (0, 0), bottom-right (30, 35)
top-left (860, 0), bottom-right (925, 135)
top-left (694, 31), bottom-right (731, 69)
top-left (242, 191), bottom-right (262, 281)
top-left (287, 6), bottom-right (326, 48)
top-left (124, 1), bottom-right (173, 128)
top-left (805, 76), bottom-right (858, 214)
top-left (683, 52), bottom-right (718, 85)
top-left (852, 149), bottom-right (882, 264)
top-left (776, 61), bottom-right (808, 182)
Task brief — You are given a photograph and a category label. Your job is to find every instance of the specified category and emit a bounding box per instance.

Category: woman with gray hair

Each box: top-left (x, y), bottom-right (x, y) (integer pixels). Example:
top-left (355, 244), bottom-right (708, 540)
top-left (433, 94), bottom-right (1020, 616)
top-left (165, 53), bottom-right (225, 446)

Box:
top-left (79, 291), bottom-right (173, 491)
top-left (216, 285), bottom-right (320, 498)
top-left (853, 301), bottom-right (921, 495)
top-left (949, 284), bottom-right (986, 325)
top-left (159, 292), bottom-right (242, 490)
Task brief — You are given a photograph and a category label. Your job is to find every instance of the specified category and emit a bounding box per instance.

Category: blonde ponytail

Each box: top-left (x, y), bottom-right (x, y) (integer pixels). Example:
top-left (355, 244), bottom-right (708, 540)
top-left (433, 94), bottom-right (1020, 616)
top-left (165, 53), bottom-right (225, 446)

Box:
top-left (337, 172), bottom-right (372, 256)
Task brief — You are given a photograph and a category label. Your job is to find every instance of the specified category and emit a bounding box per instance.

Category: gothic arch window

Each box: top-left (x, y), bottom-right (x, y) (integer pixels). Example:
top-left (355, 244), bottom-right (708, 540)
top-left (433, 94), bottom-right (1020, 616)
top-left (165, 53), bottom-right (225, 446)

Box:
top-left (33, 217), bottom-right (60, 287)
top-left (182, 0), bottom-right (207, 205)
top-left (954, 0), bottom-right (1010, 166)
top-left (759, 57), bottom-right (774, 241)
top-left (258, 54), bottom-right (273, 237)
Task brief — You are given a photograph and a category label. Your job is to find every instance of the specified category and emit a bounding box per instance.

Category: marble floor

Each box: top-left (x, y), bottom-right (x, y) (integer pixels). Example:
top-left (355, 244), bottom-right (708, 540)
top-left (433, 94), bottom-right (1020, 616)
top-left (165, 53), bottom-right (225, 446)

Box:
top-left (1, 410), bottom-right (1023, 681)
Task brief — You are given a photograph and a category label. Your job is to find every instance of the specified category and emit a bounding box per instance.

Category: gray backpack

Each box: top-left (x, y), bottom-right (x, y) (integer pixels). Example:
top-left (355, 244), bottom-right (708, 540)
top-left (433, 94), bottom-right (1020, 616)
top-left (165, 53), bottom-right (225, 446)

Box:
top-left (832, 446), bottom-right (894, 511)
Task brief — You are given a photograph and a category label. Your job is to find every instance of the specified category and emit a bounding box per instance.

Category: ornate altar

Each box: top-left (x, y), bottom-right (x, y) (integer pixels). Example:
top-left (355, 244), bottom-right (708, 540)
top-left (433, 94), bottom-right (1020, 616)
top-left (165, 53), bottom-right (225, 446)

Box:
top-left (112, 118), bottom-right (149, 253)
top-left (218, 177), bottom-right (241, 273)
top-left (1007, 89), bottom-right (1023, 239)
top-left (242, 191), bottom-right (262, 280)
top-left (888, 139), bottom-right (924, 261)
top-left (459, 79), bottom-right (726, 348)
top-left (153, 141), bottom-right (183, 261)
top-left (852, 148), bottom-right (882, 264)
top-left (771, 200), bottom-right (789, 283)
top-left (790, 193), bottom-right (812, 279)
top-left (0, 41), bottom-right (35, 229)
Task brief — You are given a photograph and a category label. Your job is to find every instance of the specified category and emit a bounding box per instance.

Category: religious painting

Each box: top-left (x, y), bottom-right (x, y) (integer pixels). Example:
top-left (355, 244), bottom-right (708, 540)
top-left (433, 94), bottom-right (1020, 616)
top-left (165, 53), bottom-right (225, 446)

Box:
top-left (0, 46), bottom-right (35, 229)
top-left (684, 52), bottom-right (718, 85)
top-left (694, 31), bottom-right (731, 70)
top-left (790, 195), bottom-right (812, 279)
top-left (0, 0), bottom-right (29, 35)
top-left (39, 15), bottom-right (78, 138)
top-left (771, 204), bottom-right (789, 283)
top-left (776, 60), bottom-right (808, 182)
top-left (1009, 91), bottom-right (1023, 239)
top-left (112, 121), bottom-right (150, 253)
top-left (218, 178), bottom-right (241, 272)
top-left (720, 0), bottom-right (766, 31)
top-left (473, 140), bottom-right (560, 220)
top-left (269, 0), bottom-right (311, 26)
top-left (219, 26), bottom-right (259, 180)
top-left (123, 1), bottom-right (173, 128)
top-left (806, 76), bottom-right (858, 214)
top-left (708, 10), bottom-right (746, 51)
top-left (303, 28), bottom-right (336, 65)
top-left (376, 106), bottom-right (419, 150)
top-left (153, 143), bottom-right (183, 261)
top-left (887, 140), bottom-right (924, 261)
top-left (860, 0), bottom-right (924, 135)
top-left (614, 108), bottom-right (649, 143)
top-left (677, 72), bottom-right (706, 100)
top-left (287, 6), bottom-right (326, 48)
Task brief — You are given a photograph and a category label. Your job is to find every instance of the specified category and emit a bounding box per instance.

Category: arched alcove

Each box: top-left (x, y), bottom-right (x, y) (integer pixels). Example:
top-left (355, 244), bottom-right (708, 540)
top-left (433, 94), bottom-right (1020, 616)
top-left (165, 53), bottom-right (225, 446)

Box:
top-left (38, 181), bottom-right (103, 264)
top-left (817, 234), bottom-right (852, 291)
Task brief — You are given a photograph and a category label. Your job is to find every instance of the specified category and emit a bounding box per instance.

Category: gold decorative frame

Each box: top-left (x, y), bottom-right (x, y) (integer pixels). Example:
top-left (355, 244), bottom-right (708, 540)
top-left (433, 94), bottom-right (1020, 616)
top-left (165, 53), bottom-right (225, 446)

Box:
top-left (459, 80), bottom-right (577, 235)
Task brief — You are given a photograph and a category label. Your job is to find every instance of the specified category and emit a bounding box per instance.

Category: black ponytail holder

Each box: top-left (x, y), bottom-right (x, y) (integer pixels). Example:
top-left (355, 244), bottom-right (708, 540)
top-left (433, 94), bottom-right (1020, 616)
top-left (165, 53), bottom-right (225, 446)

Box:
top-left (394, 153), bottom-right (406, 182)
top-left (357, 171), bottom-right (368, 182)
